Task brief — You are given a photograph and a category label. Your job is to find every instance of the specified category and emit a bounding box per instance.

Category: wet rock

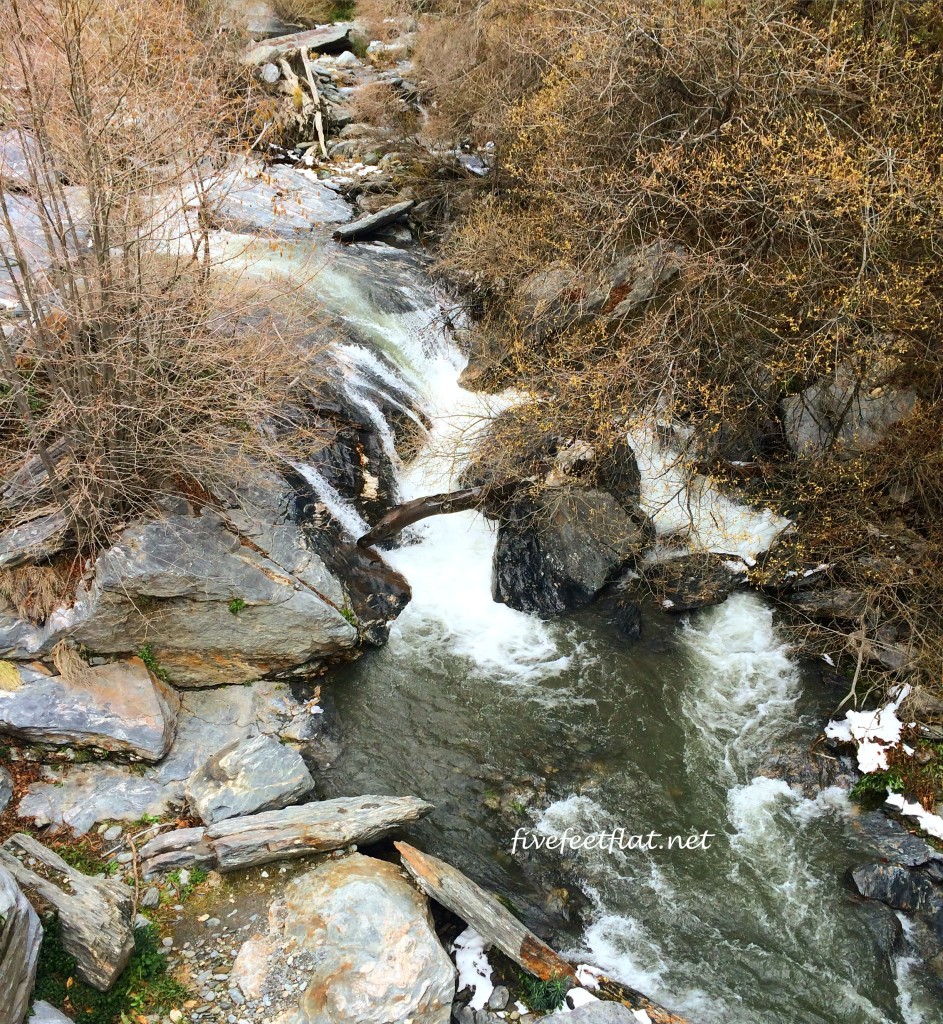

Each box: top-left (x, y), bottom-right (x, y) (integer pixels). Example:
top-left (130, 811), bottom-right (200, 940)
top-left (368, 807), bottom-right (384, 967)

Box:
top-left (186, 734), bottom-right (315, 825)
top-left (788, 588), bottom-right (868, 621)
top-left (487, 987), bottom-right (509, 1011)
top-left (332, 200), bottom-right (415, 242)
top-left (0, 658), bottom-right (179, 760)
top-left (241, 853), bottom-right (455, 1024)
top-left (854, 811), bottom-right (943, 869)
top-left (493, 490), bottom-right (647, 616)
top-left (851, 862), bottom-right (940, 913)
top-left (0, 864), bottom-right (41, 1024)
top-left (855, 899), bottom-right (904, 957)
top-left (610, 599), bottom-right (642, 642)
top-left (760, 745), bottom-right (858, 799)
top-left (17, 764), bottom-right (174, 835)
top-left (0, 763), bottom-right (12, 814)
top-left (549, 1004), bottom-right (637, 1024)
top-left (640, 553), bottom-right (744, 612)
top-left (0, 512), bottom-right (69, 569)
top-left (782, 364), bottom-right (916, 457)
top-left (0, 510), bottom-right (358, 686)
top-left (0, 834), bottom-right (134, 991)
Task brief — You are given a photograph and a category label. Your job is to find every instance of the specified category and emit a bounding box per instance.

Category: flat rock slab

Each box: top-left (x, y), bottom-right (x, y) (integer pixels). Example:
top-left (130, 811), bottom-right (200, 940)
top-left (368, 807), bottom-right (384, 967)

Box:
top-left (0, 658), bottom-right (179, 760)
top-left (332, 200), bottom-right (415, 242)
top-left (0, 512), bottom-right (69, 570)
top-left (0, 864), bottom-right (41, 1024)
top-left (186, 733), bottom-right (315, 824)
top-left (232, 853), bottom-right (455, 1024)
top-left (18, 764), bottom-right (175, 836)
top-left (28, 1002), bottom-right (75, 1024)
top-left (245, 24), bottom-right (353, 65)
top-left (140, 795), bottom-right (434, 875)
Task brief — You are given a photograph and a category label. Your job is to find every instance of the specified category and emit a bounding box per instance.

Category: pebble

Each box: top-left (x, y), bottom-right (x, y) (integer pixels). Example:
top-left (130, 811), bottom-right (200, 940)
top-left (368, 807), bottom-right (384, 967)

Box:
top-left (103, 824), bottom-right (123, 842)
top-left (179, 868), bottom-right (191, 885)
top-left (142, 886), bottom-right (161, 908)
top-left (162, 937), bottom-right (174, 948)
top-left (205, 917), bottom-right (221, 928)
top-left (169, 1012), bottom-right (183, 1023)
top-left (116, 851), bottom-right (133, 864)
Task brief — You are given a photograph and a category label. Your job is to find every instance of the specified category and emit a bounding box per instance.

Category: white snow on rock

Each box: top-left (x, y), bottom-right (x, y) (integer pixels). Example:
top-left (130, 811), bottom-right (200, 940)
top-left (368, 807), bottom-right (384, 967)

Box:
top-left (824, 685), bottom-right (911, 772)
top-left (452, 927), bottom-right (495, 1010)
top-left (885, 792), bottom-right (943, 841)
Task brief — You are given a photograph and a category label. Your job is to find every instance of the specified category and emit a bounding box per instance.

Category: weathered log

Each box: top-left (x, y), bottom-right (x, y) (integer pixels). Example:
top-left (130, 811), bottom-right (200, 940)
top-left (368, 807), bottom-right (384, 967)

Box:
top-left (396, 843), bottom-right (690, 1024)
top-left (245, 24), bottom-right (353, 66)
top-left (0, 833), bottom-right (134, 992)
top-left (395, 841), bottom-right (576, 982)
top-left (332, 201), bottom-right (415, 243)
top-left (0, 864), bottom-right (41, 1024)
top-left (140, 795), bottom-right (434, 876)
top-left (357, 480), bottom-right (520, 549)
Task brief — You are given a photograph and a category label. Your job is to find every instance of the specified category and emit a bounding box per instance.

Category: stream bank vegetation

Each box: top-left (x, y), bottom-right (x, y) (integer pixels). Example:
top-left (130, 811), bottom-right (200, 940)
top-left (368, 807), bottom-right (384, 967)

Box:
top-left (362, 2), bottom-right (943, 735)
top-left (0, 0), bottom-right (331, 582)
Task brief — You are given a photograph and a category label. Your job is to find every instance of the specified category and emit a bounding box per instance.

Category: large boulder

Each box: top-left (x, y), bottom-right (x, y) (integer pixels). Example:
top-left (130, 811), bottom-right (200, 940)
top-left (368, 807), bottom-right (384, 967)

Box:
top-left (0, 658), bottom-right (179, 760)
top-left (782, 363), bottom-right (916, 456)
top-left (0, 510), bottom-right (358, 686)
top-left (0, 864), bottom-right (41, 1024)
top-left (231, 853), bottom-right (455, 1024)
top-left (492, 489), bottom-right (647, 616)
top-left (639, 553), bottom-right (744, 612)
top-left (185, 733), bottom-right (315, 825)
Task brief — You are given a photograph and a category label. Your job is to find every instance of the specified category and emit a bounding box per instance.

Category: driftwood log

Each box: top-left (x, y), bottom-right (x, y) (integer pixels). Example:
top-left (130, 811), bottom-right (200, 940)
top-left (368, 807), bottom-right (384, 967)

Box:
top-left (395, 841), bottom-right (576, 981)
top-left (140, 795), bottom-right (434, 876)
top-left (395, 843), bottom-right (689, 1024)
top-left (0, 864), bottom-right (41, 1024)
top-left (0, 833), bottom-right (134, 992)
top-left (357, 480), bottom-right (520, 548)
top-left (332, 200), bottom-right (415, 243)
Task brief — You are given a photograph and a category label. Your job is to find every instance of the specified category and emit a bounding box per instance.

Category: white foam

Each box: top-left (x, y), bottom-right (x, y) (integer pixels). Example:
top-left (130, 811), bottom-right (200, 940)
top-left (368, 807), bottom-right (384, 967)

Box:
top-left (294, 462), bottom-right (369, 540)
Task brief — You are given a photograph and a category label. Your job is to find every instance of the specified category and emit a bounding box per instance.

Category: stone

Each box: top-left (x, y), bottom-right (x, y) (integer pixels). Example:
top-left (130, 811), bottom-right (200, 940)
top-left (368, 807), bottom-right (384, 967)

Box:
top-left (0, 864), bottom-right (41, 1024)
top-left (102, 825), bottom-right (123, 843)
top-left (855, 899), bottom-right (904, 957)
top-left (0, 833), bottom-right (134, 991)
top-left (332, 200), bottom-right (415, 242)
top-left (0, 658), bottom-right (179, 760)
top-left (186, 734), bottom-right (315, 825)
top-left (0, 763), bottom-right (12, 814)
top-left (141, 887), bottom-right (160, 908)
top-left (0, 510), bottom-right (358, 686)
top-left (231, 937), bottom-right (273, 999)
top-left (18, 764), bottom-right (174, 836)
top-left (0, 512), bottom-right (69, 569)
top-left (760, 746), bottom-right (858, 800)
top-left (602, 241), bottom-right (686, 321)
top-left (487, 987), bottom-right (510, 1011)
top-left (243, 853), bottom-right (455, 1024)
top-left (28, 1002), bottom-right (74, 1023)
top-left (783, 365), bottom-right (916, 457)
top-left (853, 811), bottom-right (943, 869)
top-left (640, 553), bottom-right (744, 612)
top-left (549, 1004), bottom-right (638, 1024)
top-left (788, 588), bottom-right (869, 621)
top-left (244, 24), bottom-right (354, 66)
top-left (493, 490), bottom-right (647, 616)
top-left (610, 599), bottom-right (642, 642)
top-left (851, 862), bottom-right (940, 914)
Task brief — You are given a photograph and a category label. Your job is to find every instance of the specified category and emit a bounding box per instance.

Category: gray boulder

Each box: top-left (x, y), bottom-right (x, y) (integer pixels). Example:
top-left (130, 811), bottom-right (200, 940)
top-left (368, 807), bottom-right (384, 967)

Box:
top-left (493, 489), bottom-right (647, 616)
top-left (788, 588), bottom-right (868, 621)
top-left (0, 864), bottom-right (41, 1024)
top-left (0, 510), bottom-right (358, 686)
top-left (783, 365), bottom-right (915, 456)
top-left (550, 1004), bottom-right (638, 1024)
top-left (640, 553), bottom-right (744, 612)
top-left (0, 512), bottom-right (69, 569)
top-left (851, 862), bottom-right (940, 914)
top-left (231, 853), bottom-right (455, 1024)
top-left (0, 658), bottom-right (179, 760)
top-left (186, 733), bottom-right (315, 824)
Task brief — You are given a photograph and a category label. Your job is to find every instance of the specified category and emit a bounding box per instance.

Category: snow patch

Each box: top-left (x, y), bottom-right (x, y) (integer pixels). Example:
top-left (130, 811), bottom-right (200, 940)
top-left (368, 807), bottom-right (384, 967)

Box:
top-left (452, 927), bottom-right (495, 1010)
top-left (885, 792), bottom-right (943, 841)
top-left (824, 685), bottom-right (911, 772)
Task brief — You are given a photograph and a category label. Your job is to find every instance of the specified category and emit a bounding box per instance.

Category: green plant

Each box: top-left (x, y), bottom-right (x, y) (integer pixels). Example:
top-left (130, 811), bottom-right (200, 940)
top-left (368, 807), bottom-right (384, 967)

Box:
top-left (138, 646), bottom-right (169, 683)
top-left (33, 918), bottom-right (189, 1024)
top-left (340, 604), bottom-right (357, 626)
top-left (518, 972), bottom-right (569, 1013)
top-left (168, 865), bottom-right (208, 901)
top-left (228, 597), bottom-right (246, 616)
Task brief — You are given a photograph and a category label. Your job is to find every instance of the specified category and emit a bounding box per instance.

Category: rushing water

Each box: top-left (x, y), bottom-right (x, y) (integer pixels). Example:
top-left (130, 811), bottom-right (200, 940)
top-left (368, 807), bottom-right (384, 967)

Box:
top-left (218, 190), bottom-right (941, 1022)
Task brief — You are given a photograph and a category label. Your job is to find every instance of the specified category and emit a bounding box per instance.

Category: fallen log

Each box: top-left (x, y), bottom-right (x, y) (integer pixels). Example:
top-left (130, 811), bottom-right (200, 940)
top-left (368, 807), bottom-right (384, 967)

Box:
top-left (0, 864), bottom-right (41, 1024)
top-left (140, 795), bottom-right (434, 876)
top-left (357, 480), bottom-right (520, 549)
top-left (395, 843), bottom-right (690, 1024)
top-left (0, 833), bottom-right (133, 992)
top-left (332, 200), bottom-right (415, 243)
top-left (395, 841), bottom-right (576, 982)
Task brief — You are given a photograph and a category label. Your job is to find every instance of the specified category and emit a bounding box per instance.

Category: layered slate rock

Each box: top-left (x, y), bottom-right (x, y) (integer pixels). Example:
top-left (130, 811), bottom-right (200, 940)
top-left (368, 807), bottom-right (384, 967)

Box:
top-left (0, 763), bottom-right (12, 813)
top-left (0, 658), bottom-right (179, 760)
top-left (0, 510), bottom-right (358, 686)
top-left (0, 864), bottom-right (41, 1024)
top-left (493, 490), bottom-right (646, 616)
top-left (0, 512), bottom-right (69, 570)
top-left (232, 854), bottom-right (455, 1024)
top-left (186, 734), bottom-right (316, 825)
